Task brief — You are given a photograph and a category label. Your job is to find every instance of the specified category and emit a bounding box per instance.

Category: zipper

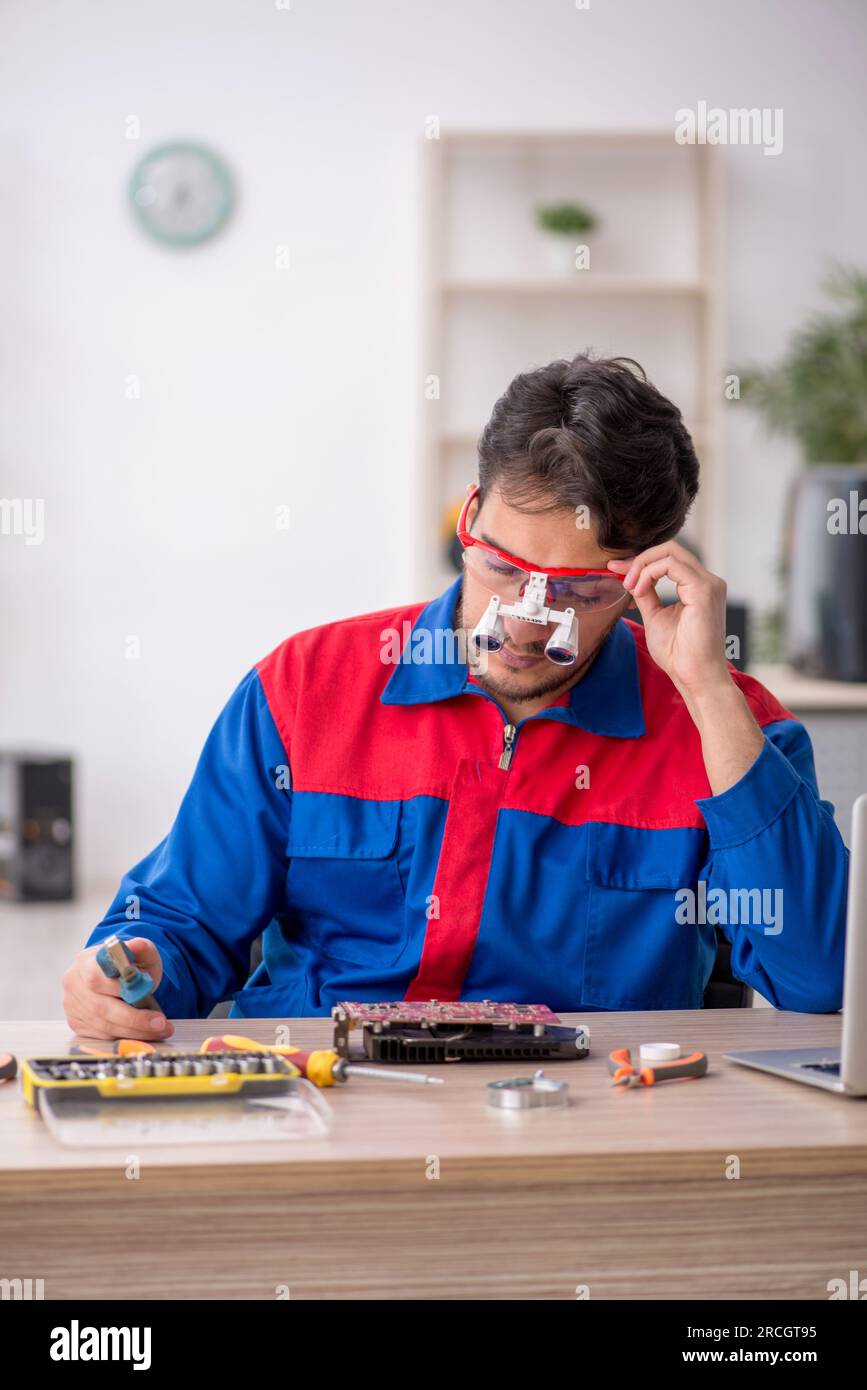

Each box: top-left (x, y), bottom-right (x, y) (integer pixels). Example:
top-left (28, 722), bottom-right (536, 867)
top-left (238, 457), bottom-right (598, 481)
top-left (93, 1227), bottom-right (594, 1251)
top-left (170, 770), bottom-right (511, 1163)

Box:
top-left (466, 685), bottom-right (542, 771)
top-left (498, 723), bottom-right (517, 771)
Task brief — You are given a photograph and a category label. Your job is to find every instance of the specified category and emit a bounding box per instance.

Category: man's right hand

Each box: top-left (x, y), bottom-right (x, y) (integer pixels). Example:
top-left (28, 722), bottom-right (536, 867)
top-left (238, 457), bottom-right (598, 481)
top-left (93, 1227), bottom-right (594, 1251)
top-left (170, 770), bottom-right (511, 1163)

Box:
top-left (62, 938), bottom-right (175, 1041)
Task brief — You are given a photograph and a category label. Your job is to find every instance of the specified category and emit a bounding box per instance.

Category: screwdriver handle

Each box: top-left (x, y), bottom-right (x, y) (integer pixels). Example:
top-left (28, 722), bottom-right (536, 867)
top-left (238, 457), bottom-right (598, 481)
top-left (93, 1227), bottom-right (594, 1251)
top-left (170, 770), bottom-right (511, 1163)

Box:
top-left (199, 1035), bottom-right (442, 1087)
top-left (199, 1034), bottom-right (340, 1086)
top-left (287, 1049), bottom-right (341, 1087)
top-left (95, 936), bottom-right (157, 1009)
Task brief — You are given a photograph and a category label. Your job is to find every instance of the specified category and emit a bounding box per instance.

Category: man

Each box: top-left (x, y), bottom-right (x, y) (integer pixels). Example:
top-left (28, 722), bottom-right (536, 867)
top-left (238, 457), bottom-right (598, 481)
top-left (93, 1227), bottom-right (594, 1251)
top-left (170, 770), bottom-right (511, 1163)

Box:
top-left (65, 354), bottom-right (848, 1039)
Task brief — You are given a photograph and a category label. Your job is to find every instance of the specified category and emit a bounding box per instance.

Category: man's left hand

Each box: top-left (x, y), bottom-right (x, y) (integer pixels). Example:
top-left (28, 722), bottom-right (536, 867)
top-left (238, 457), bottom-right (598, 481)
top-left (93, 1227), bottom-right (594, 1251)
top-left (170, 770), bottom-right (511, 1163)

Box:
top-left (607, 542), bottom-right (732, 703)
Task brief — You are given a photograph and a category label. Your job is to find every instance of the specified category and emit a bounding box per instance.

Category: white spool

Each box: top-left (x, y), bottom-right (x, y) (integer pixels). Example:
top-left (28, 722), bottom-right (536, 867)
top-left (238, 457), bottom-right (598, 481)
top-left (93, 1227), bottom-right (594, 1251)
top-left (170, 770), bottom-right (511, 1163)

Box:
top-left (639, 1042), bottom-right (681, 1064)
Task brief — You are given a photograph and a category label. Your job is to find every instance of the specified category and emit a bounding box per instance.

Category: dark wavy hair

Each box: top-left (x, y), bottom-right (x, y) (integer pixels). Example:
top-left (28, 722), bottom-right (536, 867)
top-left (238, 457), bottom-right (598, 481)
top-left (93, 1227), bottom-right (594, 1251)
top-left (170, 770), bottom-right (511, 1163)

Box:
top-left (477, 354), bottom-right (699, 551)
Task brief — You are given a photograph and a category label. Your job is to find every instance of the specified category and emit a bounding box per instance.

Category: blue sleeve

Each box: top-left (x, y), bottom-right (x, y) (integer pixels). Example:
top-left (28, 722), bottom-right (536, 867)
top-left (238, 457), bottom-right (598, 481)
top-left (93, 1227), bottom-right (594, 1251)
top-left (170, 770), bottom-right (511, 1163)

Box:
top-left (86, 670), bottom-right (292, 1018)
top-left (695, 718), bottom-right (848, 1013)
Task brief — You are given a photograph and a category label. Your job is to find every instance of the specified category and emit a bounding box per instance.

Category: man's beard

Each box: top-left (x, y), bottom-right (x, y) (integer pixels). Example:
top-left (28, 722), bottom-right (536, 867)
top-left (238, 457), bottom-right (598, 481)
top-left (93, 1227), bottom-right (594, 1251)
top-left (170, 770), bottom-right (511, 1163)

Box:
top-left (456, 585), bottom-right (620, 706)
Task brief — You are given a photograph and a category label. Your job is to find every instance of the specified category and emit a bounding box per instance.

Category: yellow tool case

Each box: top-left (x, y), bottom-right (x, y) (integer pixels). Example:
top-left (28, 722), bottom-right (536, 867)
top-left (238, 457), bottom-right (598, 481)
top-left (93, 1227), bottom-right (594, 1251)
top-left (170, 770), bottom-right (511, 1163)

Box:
top-left (21, 1050), bottom-right (298, 1105)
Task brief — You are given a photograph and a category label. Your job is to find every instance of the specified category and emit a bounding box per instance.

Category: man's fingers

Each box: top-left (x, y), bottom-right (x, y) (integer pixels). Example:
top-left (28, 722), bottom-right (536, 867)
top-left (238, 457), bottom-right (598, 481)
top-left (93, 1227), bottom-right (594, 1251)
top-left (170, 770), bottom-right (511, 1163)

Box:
top-left (123, 937), bottom-right (164, 971)
top-left (614, 542), bottom-right (704, 593)
top-left (79, 936), bottom-right (163, 993)
top-left (622, 538), bottom-right (700, 573)
top-left (78, 954), bottom-right (131, 998)
top-left (628, 555), bottom-right (705, 599)
top-left (63, 979), bottom-right (174, 1041)
top-left (630, 585), bottom-right (664, 624)
top-left (84, 996), bottom-right (174, 1041)
top-left (95, 993), bottom-right (173, 1037)
top-left (62, 937), bottom-right (171, 1041)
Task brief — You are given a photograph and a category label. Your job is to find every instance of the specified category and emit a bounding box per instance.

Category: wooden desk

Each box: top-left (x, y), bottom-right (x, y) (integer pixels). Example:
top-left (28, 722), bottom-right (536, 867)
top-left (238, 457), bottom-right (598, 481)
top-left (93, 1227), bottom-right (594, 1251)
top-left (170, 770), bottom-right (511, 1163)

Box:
top-left (1, 1011), bottom-right (865, 1300)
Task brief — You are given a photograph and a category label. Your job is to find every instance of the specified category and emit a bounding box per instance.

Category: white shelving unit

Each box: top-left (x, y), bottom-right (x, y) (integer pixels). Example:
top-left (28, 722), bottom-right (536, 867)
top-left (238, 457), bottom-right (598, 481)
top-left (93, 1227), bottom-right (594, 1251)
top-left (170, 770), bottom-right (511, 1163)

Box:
top-left (416, 130), bottom-right (724, 595)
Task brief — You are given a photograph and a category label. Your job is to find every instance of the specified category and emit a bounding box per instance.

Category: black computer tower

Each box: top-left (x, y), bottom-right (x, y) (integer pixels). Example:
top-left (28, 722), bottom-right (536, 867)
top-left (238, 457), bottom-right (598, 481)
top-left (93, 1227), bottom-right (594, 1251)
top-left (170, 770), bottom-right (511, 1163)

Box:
top-left (0, 753), bottom-right (75, 901)
top-left (785, 468), bottom-right (867, 681)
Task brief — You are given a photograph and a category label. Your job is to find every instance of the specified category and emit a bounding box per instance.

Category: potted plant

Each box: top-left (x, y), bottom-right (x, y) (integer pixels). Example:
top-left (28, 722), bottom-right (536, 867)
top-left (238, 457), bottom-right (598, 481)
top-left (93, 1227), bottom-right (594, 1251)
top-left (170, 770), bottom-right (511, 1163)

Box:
top-left (535, 201), bottom-right (598, 275)
top-left (738, 266), bottom-right (867, 680)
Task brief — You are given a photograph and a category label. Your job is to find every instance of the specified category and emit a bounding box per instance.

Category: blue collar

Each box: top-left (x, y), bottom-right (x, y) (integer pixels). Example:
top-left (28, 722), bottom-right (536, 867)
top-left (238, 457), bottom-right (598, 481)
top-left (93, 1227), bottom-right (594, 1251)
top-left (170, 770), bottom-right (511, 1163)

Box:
top-left (381, 577), bottom-right (645, 739)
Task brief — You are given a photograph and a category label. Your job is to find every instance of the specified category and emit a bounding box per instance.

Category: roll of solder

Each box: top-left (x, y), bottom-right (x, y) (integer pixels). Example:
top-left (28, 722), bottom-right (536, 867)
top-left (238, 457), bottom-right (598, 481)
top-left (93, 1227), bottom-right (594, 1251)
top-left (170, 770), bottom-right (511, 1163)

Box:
top-left (639, 1042), bottom-right (681, 1064)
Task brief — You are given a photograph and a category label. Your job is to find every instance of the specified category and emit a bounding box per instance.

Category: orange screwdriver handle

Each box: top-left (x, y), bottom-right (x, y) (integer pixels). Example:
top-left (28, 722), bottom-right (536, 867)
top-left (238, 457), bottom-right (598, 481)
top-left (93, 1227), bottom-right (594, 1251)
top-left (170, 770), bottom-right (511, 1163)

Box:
top-left (201, 1034), bottom-right (272, 1053)
top-left (200, 1034), bottom-right (303, 1058)
top-left (294, 1050), bottom-right (341, 1087)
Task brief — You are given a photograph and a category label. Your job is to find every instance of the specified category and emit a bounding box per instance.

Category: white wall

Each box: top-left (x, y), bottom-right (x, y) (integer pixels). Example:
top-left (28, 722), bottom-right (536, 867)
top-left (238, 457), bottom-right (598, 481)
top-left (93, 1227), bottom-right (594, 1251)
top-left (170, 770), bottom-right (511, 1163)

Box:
top-left (1, 0), bottom-right (865, 885)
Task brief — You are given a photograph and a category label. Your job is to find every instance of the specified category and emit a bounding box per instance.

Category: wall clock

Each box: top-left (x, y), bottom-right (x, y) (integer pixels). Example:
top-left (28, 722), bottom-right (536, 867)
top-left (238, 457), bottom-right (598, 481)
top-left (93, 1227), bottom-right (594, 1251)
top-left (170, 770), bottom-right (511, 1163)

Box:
top-left (128, 141), bottom-right (235, 248)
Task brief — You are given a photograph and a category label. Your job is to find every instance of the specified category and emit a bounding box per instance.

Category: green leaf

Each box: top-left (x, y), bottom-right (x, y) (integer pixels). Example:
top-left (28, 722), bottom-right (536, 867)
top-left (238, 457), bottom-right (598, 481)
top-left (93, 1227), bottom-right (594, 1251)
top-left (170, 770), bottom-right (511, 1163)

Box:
top-left (535, 202), bottom-right (598, 235)
top-left (735, 265), bottom-right (867, 463)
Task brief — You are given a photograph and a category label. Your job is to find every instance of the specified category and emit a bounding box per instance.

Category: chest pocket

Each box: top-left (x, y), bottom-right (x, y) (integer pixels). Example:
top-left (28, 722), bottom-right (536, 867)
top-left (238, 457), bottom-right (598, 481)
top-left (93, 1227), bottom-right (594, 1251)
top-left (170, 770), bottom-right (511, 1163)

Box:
top-left (285, 793), bottom-right (407, 966)
top-left (582, 821), bottom-right (713, 1010)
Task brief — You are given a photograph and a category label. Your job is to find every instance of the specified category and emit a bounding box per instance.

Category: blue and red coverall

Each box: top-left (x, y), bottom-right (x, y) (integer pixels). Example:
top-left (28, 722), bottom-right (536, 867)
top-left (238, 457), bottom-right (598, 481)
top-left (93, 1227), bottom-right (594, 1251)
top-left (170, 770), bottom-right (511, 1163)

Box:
top-left (87, 579), bottom-right (848, 1016)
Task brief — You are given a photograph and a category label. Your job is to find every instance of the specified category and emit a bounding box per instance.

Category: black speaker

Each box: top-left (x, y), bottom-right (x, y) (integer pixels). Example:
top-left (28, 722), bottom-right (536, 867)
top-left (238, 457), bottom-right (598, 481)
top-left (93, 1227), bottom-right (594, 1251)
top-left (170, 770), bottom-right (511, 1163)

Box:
top-left (725, 600), bottom-right (749, 673)
top-left (0, 753), bottom-right (75, 901)
top-left (785, 468), bottom-right (867, 681)
top-left (630, 598), bottom-right (750, 674)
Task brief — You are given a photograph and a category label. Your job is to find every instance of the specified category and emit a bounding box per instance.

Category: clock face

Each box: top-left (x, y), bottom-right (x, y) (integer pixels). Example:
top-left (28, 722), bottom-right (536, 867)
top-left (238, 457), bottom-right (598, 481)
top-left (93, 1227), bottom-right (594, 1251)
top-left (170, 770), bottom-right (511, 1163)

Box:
top-left (129, 142), bottom-right (235, 247)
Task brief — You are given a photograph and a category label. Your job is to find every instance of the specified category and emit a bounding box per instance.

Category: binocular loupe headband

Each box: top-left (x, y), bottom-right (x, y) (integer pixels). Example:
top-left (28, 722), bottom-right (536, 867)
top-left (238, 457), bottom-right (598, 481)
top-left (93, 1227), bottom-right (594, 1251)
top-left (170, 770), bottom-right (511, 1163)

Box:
top-left (470, 570), bottom-right (579, 667)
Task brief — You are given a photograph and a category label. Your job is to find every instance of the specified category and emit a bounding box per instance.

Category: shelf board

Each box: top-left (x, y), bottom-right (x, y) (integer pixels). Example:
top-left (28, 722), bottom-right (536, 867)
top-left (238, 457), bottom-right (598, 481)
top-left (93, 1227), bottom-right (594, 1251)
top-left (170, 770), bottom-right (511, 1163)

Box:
top-left (439, 129), bottom-right (693, 150)
top-left (750, 664), bottom-right (867, 713)
top-left (439, 276), bottom-right (709, 297)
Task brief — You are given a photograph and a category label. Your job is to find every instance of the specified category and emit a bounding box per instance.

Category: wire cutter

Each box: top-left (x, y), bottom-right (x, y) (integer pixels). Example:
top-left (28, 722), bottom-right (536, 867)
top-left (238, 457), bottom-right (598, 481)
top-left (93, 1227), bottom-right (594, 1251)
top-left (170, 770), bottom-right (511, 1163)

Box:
top-left (608, 1046), bottom-right (708, 1088)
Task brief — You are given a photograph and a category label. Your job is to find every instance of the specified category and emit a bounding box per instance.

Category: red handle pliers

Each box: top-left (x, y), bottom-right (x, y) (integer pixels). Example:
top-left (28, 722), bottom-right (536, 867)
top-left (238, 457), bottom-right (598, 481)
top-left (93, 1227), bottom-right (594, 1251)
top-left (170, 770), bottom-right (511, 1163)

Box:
top-left (608, 1047), bottom-right (708, 1088)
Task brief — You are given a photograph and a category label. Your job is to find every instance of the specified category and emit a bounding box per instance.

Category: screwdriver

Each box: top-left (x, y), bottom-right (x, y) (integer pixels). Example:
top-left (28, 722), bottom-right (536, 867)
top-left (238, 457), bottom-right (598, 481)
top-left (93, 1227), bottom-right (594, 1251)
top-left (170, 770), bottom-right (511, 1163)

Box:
top-left (95, 935), bottom-right (158, 1010)
top-left (200, 1033), bottom-right (443, 1088)
top-left (72, 1039), bottom-right (157, 1058)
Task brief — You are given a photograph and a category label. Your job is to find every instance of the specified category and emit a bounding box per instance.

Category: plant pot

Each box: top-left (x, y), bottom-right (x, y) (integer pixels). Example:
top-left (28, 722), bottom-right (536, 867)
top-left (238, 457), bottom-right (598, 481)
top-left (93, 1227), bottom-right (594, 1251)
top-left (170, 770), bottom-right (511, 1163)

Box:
top-left (538, 231), bottom-right (588, 276)
top-left (784, 465), bottom-right (867, 681)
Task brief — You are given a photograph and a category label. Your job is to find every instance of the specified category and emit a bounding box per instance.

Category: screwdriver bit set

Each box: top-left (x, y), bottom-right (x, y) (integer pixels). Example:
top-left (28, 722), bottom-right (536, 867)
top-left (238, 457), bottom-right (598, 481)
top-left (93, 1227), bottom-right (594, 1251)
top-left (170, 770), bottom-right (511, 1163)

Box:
top-left (21, 1049), bottom-right (296, 1106)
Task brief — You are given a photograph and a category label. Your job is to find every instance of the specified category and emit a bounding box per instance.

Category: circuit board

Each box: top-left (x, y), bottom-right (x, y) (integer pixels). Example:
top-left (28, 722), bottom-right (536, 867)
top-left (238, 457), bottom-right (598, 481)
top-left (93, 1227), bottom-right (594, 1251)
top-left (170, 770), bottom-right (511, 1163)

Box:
top-left (332, 1001), bottom-right (589, 1064)
top-left (335, 1000), bottom-right (559, 1026)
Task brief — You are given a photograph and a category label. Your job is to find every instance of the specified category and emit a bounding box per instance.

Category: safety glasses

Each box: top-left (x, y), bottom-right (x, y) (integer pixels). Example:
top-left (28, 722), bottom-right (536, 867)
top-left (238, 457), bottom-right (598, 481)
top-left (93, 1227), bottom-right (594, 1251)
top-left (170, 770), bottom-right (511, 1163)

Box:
top-left (457, 486), bottom-right (631, 615)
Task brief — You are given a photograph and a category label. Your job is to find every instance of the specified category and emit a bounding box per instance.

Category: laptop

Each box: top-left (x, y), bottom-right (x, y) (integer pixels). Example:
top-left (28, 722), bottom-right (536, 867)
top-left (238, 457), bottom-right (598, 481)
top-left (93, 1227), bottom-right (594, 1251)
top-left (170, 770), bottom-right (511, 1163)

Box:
top-left (724, 792), bottom-right (867, 1096)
